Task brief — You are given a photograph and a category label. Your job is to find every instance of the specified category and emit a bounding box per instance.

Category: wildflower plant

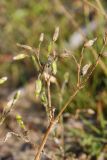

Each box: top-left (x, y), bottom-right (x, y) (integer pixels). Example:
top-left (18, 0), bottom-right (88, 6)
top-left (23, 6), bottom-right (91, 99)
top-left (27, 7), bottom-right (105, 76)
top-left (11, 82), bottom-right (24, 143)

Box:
top-left (0, 16), bottom-right (107, 158)
top-left (11, 27), bottom-right (107, 160)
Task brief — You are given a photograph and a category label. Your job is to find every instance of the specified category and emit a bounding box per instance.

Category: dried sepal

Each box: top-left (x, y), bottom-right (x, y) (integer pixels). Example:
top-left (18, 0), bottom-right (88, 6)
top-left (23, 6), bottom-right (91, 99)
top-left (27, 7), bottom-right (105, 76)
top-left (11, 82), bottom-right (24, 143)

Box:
top-left (53, 26), bottom-right (59, 42)
top-left (39, 33), bottom-right (44, 42)
top-left (17, 43), bottom-right (33, 51)
top-left (13, 54), bottom-right (28, 60)
top-left (43, 72), bottom-right (56, 83)
top-left (0, 77), bottom-right (8, 85)
top-left (81, 63), bottom-right (91, 76)
top-left (84, 38), bottom-right (97, 48)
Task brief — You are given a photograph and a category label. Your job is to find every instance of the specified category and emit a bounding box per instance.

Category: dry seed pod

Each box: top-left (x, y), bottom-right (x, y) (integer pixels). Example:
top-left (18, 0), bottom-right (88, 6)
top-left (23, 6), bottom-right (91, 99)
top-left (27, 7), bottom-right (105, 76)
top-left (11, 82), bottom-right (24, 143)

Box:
top-left (53, 27), bottom-right (59, 42)
top-left (13, 54), bottom-right (28, 60)
top-left (39, 33), bottom-right (44, 42)
top-left (84, 38), bottom-right (97, 48)
top-left (43, 72), bottom-right (56, 83)
top-left (81, 63), bottom-right (91, 76)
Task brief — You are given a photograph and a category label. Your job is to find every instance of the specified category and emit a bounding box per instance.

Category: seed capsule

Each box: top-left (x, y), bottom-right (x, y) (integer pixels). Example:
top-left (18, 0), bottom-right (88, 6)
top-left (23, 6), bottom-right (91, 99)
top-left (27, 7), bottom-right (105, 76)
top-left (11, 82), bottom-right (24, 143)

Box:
top-left (84, 38), bottom-right (97, 48)
top-left (53, 27), bottom-right (59, 42)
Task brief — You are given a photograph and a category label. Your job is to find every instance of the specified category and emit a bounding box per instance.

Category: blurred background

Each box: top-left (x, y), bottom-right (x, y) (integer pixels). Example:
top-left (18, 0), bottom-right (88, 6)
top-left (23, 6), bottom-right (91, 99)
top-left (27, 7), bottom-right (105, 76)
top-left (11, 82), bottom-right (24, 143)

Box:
top-left (0, 0), bottom-right (107, 160)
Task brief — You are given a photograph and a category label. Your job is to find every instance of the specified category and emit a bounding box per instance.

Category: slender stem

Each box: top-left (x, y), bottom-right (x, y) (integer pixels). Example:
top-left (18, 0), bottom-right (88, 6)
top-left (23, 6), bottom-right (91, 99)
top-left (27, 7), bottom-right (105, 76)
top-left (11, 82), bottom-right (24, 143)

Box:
top-left (34, 88), bottom-right (80, 160)
top-left (71, 54), bottom-right (78, 67)
top-left (34, 49), bottom-right (42, 71)
top-left (38, 42), bottom-right (42, 54)
top-left (77, 47), bottom-right (84, 87)
top-left (47, 80), bottom-right (53, 120)
top-left (34, 121), bottom-right (54, 160)
top-left (0, 98), bottom-right (15, 126)
top-left (47, 81), bottom-right (51, 110)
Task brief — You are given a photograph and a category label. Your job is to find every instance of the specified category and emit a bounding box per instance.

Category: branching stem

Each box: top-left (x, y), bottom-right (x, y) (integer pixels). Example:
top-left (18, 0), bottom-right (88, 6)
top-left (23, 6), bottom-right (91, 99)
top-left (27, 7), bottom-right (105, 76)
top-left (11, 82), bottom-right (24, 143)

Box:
top-left (34, 40), bottom-right (106, 160)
